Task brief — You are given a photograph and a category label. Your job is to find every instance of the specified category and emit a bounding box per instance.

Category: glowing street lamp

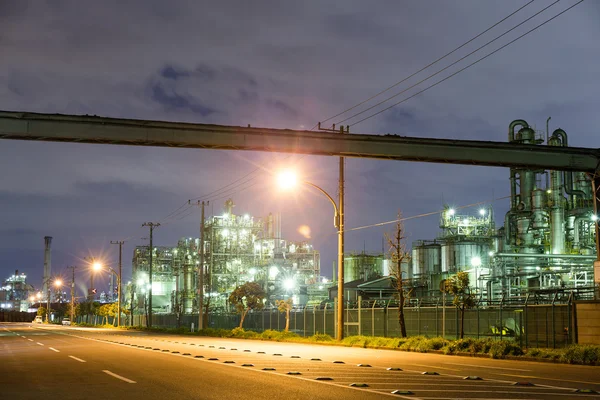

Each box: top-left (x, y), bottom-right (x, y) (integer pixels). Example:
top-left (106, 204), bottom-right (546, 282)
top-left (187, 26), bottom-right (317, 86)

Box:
top-left (276, 169), bottom-right (345, 340)
top-left (93, 264), bottom-right (122, 327)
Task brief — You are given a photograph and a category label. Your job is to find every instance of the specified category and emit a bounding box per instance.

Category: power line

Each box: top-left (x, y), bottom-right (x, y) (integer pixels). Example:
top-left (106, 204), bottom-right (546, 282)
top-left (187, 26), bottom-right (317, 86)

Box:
top-left (315, 0), bottom-right (536, 128)
top-left (350, 0), bottom-right (584, 127)
top-left (345, 195), bottom-right (511, 233)
top-left (339, 0), bottom-right (560, 126)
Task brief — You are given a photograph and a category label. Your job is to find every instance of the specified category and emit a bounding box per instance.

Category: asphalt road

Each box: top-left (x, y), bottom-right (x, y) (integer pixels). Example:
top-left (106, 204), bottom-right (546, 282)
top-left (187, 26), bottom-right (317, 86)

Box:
top-left (2, 322), bottom-right (599, 400)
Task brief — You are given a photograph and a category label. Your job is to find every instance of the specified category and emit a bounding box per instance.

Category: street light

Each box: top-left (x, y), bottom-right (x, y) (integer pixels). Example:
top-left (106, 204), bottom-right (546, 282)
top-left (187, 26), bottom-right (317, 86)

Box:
top-left (93, 265), bottom-right (122, 326)
top-left (277, 169), bottom-right (345, 340)
top-left (84, 257), bottom-right (103, 300)
top-left (47, 278), bottom-right (62, 323)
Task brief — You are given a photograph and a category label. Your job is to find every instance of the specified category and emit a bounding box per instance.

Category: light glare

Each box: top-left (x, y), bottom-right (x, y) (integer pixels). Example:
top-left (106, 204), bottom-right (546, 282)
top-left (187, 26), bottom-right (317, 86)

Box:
top-left (277, 170), bottom-right (298, 190)
top-left (283, 279), bottom-right (295, 290)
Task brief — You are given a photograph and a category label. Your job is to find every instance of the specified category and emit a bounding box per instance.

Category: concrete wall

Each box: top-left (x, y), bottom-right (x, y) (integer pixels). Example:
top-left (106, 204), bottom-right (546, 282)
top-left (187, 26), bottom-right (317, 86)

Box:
top-left (575, 301), bottom-right (600, 345)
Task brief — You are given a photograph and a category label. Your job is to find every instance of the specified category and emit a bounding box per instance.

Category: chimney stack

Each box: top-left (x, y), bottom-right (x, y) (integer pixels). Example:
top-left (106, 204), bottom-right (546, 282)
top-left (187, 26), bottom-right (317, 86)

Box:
top-left (43, 236), bottom-right (52, 297)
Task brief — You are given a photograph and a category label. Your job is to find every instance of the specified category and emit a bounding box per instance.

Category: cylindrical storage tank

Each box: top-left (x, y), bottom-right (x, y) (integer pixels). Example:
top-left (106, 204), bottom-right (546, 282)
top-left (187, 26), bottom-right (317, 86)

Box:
top-left (441, 241), bottom-right (490, 272)
top-left (411, 243), bottom-right (441, 277)
top-left (516, 217), bottom-right (535, 248)
top-left (343, 257), bottom-right (359, 282)
top-left (441, 241), bottom-right (491, 291)
top-left (550, 208), bottom-right (565, 254)
top-left (531, 189), bottom-right (545, 210)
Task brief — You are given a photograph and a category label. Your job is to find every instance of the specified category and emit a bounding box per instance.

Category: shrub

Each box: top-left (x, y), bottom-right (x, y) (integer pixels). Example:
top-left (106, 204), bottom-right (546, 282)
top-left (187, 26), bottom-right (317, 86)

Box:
top-left (488, 340), bottom-right (523, 359)
top-left (562, 345), bottom-right (600, 365)
top-left (311, 333), bottom-right (334, 342)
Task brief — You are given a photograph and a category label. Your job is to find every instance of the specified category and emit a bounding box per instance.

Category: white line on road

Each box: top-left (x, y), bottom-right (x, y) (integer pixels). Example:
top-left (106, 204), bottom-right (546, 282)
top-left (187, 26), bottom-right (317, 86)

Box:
top-left (69, 356), bottom-right (86, 363)
top-left (102, 370), bottom-right (136, 384)
top-left (49, 347), bottom-right (60, 352)
top-left (36, 342), bottom-right (44, 346)
top-left (442, 362), bottom-right (531, 372)
top-left (410, 363), bottom-right (461, 371)
top-left (27, 339), bottom-right (33, 342)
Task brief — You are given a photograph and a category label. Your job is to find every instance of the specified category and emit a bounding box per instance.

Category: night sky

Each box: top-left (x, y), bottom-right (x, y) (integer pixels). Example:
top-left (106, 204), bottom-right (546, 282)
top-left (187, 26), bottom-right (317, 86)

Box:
top-left (1, 1), bottom-right (599, 295)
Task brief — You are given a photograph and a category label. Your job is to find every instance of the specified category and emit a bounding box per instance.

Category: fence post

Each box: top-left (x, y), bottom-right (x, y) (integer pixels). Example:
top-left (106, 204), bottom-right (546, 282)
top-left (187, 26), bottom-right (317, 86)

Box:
top-left (524, 293), bottom-right (529, 349)
top-left (372, 301), bottom-right (375, 336)
top-left (552, 291), bottom-right (557, 349)
top-left (567, 292), bottom-right (573, 345)
top-left (499, 294), bottom-right (504, 341)
top-left (476, 302), bottom-right (480, 339)
top-left (417, 299), bottom-right (421, 336)
top-left (384, 301), bottom-right (389, 337)
top-left (303, 305), bottom-right (307, 337)
top-left (435, 297), bottom-right (439, 337)
top-left (313, 305), bottom-right (316, 336)
top-left (326, 302), bottom-right (330, 336)
top-left (455, 305), bottom-right (459, 340)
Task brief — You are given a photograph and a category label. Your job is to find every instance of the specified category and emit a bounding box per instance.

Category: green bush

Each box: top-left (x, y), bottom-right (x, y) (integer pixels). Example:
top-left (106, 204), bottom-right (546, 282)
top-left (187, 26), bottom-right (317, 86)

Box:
top-left (488, 340), bottom-right (523, 359)
top-left (561, 345), bottom-right (600, 365)
top-left (310, 333), bottom-right (334, 342)
top-left (526, 348), bottom-right (562, 360)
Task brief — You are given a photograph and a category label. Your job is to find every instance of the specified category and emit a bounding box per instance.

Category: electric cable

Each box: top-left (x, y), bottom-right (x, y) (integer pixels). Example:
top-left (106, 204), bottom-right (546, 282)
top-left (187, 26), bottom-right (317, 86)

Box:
top-left (350, 0), bottom-right (584, 127)
top-left (314, 0), bottom-right (536, 129)
top-left (339, 0), bottom-right (561, 126)
top-left (345, 195), bottom-right (511, 233)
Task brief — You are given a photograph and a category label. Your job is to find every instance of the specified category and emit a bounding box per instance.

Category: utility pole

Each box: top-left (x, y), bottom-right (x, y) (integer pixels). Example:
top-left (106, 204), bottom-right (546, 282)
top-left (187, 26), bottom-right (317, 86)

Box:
top-left (337, 125), bottom-right (346, 341)
top-left (110, 240), bottom-right (125, 327)
top-left (318, 122), bottom-right (347, 340)
top-left (67, 266), bottom-right (76, 324)
top-left (190, 200), bottom-right (208, 331)
top-left (142, 222), bottom-right (160, 327)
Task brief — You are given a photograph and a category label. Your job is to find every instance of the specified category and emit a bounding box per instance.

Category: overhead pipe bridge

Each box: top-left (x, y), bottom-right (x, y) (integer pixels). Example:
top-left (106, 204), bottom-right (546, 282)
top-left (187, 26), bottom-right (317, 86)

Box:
top-left (0, 111), bottom-right (598, 173)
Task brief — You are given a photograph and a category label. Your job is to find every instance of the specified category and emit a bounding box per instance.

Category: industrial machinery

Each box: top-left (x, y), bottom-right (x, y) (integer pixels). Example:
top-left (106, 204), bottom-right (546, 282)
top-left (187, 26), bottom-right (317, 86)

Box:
top-left (131, 199), bottom-right (321, 314)
top-left (412, 120), bottom-right (597, 301)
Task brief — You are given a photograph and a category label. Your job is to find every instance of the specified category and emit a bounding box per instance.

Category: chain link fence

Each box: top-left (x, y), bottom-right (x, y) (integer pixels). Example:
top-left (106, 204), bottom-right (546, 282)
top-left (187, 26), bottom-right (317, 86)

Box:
top-left (132, 301), bottom-right (574, 348)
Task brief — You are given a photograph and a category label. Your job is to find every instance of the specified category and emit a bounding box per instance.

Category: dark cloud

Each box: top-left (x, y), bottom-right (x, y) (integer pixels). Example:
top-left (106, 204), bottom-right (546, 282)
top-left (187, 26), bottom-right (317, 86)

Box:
top-left (150, 82), bottom-right (216, 116)
top-left (0, 0), bottom-right (598, 289)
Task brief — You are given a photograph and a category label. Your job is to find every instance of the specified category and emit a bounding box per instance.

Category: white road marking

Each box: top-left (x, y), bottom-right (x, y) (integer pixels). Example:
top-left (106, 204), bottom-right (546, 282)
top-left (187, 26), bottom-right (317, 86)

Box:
top-left (69, 356), bottom-right (86, 363)
top-left (36, 342), bottom-right (44, 346)
top-left (49, 347), bottom-right (60, 352)
top-left (102, 370), bottom-right (136, 384)
top-left (410, 363), bottom-right (461, 371)
top-left (28, 339), bottom-right (34, 342)
top-left (443, 362), bottom-right (531, 372)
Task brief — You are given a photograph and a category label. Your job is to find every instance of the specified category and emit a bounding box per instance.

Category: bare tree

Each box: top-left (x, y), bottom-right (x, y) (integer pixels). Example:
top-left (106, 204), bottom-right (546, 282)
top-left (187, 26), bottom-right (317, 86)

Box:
top-left (385, 212), bottom-right (411, 338)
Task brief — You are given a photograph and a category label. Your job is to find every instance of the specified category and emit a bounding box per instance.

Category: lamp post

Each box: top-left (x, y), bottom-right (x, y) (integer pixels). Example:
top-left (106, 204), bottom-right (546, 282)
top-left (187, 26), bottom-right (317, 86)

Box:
top-left (47, 279), bottom-right (62, 323)
top-left (277, 170), bottom-right (345, 340)
top-left (93, 263), bottom-right (122, 326)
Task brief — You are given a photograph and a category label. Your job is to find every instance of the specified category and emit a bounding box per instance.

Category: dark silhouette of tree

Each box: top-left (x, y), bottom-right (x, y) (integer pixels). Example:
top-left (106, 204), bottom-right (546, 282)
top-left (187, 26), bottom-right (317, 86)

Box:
top-left (228, 282), bottom-right (266, 328)
top-left (385, 212), bottom-right (411, 338)
top-left (444, 271), bottom-right (475, 339)
top-left (276, 298), bottom-right (293, 332)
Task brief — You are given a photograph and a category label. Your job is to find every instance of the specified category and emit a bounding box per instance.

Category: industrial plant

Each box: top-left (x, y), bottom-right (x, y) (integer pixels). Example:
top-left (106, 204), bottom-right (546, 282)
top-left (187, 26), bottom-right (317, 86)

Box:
top-left (0, 271), bottom-right (35, 312)
top-left (131, 199), bottom-right (322, 314)
top-left (128, 121), bottom-right (598, 318)
top-left (410, 120), bottom-right (598, 301)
